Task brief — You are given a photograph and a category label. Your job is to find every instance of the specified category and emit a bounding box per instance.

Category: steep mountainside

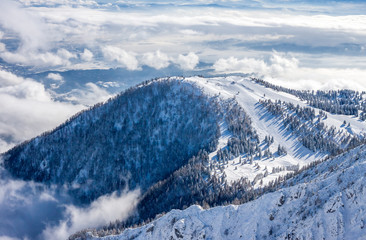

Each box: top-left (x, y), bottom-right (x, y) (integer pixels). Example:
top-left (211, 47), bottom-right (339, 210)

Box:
top-left (189, 76), bottom-right (366, 186)
top-left (70, 76), bottom-right (366, 238)
top-left (70, 98), bottom-right (264, 239)
top-left (89, 144), bottom-right (366, 240)
top-left (2, 78), bottom-right (221, 202)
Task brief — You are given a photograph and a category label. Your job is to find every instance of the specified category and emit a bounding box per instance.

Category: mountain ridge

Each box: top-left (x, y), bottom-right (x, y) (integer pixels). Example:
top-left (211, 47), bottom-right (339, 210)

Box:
top-left (2, 75), bottom-right (366, 239)
top-left (1, 77), bottom-right (221, 202)
top-left (87, 143), bottom-right (366, 240)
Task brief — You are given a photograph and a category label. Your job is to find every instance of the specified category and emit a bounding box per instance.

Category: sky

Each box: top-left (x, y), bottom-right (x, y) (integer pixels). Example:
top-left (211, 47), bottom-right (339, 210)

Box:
top-left (0, 0), bottom-right (366, 238)
top-left (1, 0), bottom-right (366, 87)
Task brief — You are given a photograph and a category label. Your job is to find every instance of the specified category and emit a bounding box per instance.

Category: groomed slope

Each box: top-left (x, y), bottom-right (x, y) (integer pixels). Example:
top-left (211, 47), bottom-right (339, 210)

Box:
top-left (188, 76), bottom-right (366, 186)
top-left (90, 144), bottom-right (366, 240)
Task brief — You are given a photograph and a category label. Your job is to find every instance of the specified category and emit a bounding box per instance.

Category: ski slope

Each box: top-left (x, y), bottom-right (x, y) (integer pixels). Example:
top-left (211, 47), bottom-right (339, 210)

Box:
top-left (90, 144), bottom-right (366, 240)
top-left (187, 76), bottom-right (366, 186)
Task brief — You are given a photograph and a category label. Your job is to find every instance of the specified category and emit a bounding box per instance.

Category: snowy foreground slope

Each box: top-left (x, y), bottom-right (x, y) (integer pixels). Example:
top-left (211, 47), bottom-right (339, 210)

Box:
top-left (187, 76), bottom-right (366, 186)
top-left (90, 144), bottom-right (366, 240)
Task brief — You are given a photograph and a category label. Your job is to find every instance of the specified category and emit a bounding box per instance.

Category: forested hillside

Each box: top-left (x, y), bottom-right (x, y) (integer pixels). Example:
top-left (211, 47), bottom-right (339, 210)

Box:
top-left (70, 76), bottom-right (366, 239)
top-left (259, 99), bottom-right (363, 155)
top-left (86, 143), bottom-right (366, 240)
top-left (2, 78), bottom-right (221, 202)
top-left (3, 75), bottom-right (366, 240)
top-left (253, 78), bottom-right (366, 118)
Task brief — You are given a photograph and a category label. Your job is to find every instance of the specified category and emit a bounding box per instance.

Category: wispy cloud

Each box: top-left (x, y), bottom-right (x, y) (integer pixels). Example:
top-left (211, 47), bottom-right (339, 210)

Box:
top-left (41, 189), bottom-right (140, 240)
top-left (61, 82), bottom-right (112, 106)
top-left (0, 0), bottom-right (48, 52)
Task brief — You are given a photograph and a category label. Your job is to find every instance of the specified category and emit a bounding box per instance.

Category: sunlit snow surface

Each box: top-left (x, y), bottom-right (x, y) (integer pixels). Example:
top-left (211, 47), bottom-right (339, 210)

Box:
top-left (189, 76), bottom-right (366, 186)
top-left (91, 135), bottom-right (366, 240)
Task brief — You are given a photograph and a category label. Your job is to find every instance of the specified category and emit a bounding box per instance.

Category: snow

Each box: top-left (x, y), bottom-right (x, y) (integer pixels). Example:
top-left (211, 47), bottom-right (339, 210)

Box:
top-left (90, 144), bottom-right (366, 240)
top-left (69, 75), bottom-right (366, 240)
top-left (187, 76), bottom-right (366, 186)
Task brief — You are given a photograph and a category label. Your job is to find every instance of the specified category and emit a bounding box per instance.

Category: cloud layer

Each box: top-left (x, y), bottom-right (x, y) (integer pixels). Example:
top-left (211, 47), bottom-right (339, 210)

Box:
top-left (0, 69), bottom-right (113, 153)
top-left (0, 166), bottom-right (140, 240)
top-left (42, 189), bottom-right (140, 240)
top-left (214, 52), bottom-right (366, 91)
top-left (0, 0), bottom-right (364, 81)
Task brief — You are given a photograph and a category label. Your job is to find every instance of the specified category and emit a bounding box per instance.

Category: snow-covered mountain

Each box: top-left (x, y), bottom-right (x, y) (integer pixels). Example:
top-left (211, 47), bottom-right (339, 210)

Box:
top-left (88, 143), bottom-right (366, 240)
top-left (2, 75), bottom-right (366, 239)
top-left (68, 75), bottom-right (366, 238)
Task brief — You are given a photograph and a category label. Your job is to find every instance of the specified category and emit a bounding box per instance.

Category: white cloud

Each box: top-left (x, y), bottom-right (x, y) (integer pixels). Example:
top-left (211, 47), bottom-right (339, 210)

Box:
top-left (0, 80), bottom-right (51, 101)
top-left (102, 46), bottom-right (139, 70)
top-left (0, 50), bottom-right (73, 68)
top-left (80, 48), bottom-right (93, 61)
top-left (46, 73), bottom-right (64, 89)
top-left (0, 1), bottom-right (365, 75)
top-left (0, 70), bottom-right (25, 87)
top-left (41, 190), bottom-right (140, 240)
top-left (62, 82), bottom-right (112, 106)
top-left (47, 73), bottom-right (63, 81)
top-left (0, 92), bottom-right (83, 153)
top-left (0, 140), bottom-right (12, 155)
top-left (0, 236), bottom-right (19, 240)
top-left (0, 70), bottom-right (84, 153)
top-left (0, 43), bottom-right (5, 52)
top-left (141, 50), bottom-right (170, 69)
top-left (18, 0), bottom-right (98, 7)
top-left (175, 52), bottom-right (199, 70)
top-left (0, 0), bottom-right (49, 52)
top-left (213, 56), bottom-right (268, 74)
top-left (57, 48), bottom-right (77, 60)
top-left (0, 2), bottom-right (81, 69)
top-left (0, 165), bottom-right (140, 240)
top-left (0, 170), bottom-right (61, 239)
top-left (213, 52), bottom-right (366, 91)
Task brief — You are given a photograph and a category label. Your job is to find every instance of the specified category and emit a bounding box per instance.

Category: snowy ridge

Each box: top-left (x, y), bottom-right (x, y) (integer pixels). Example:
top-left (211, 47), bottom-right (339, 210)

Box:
top-left (89, 144), bottom-right (366, 240)
top-left (187, 76), bottom-right (366, 186)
